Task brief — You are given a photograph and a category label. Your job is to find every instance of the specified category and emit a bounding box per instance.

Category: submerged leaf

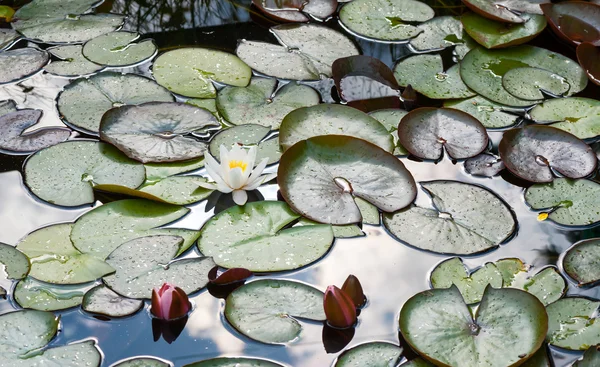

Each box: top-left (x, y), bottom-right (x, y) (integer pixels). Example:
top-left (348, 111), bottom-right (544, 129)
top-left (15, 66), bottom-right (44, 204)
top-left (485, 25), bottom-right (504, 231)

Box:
top-left (0, 48), bottom-right (48, 85)
top-left (83, 31), bottom-right (157, 67)
top-left (562, 238), bottom-right (600, 286)
top-left (0, 109), bottom-right (70, 154)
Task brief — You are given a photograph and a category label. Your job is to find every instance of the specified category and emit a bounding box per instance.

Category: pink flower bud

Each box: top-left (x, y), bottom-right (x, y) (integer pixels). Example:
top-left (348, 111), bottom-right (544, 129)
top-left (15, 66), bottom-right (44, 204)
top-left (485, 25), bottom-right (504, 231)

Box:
top-left (151, 283), bottom-right (191, 320)
top-left (324, 285), bottom-right (357, 329)
top-left (342, 274), bottom-right (366, 308)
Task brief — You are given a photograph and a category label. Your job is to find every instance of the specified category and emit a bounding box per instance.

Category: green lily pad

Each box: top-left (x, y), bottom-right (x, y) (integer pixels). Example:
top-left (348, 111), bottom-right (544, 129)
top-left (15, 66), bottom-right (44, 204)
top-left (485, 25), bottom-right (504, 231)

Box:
top-left (279, 104), bottom-right (394, 153)
top-left (100, 102), bottom-right (219, 163)
top-left (562, 238), bottom-right (600, 286)
top-left (58, 72), bottom-right (175, 135)
top-left (460, 45), bottom-right (587, 106)
top-left (198, 201), bottom-right (333, 272)
top-left (236, 24), bottom-right (359, 81)
top-left (0, 48), bottom-right (48, 85)
top-left (546, 297), bottom-right (600, 350)
top-left (82, 284), bottom-right (143, 318)
top-left (529, 97), bottom-right (600, 140)
top-left (14, 276), bottom-right (89, 311)
top-left (12, 0), bottom-right (125, 44)
top-left (430, 257), bottom-right (503, 304)
top-left (397, 107), bottom-right (488, 160)
top-left (503, 67), bottom-right (570, 101)
top-left (462, 12), bottom-right (547, 49)
top-left (0, 242), bottom-right (30, 280)
top-left (153, 48), bottom-right (251, 98)
top-left (24, 141), bottom-right (146, 207)
top-left (444, 95), bottom-right (520, 129)
top-left (356, 197), bottom-right (380, 225)
top-left (83, 31), bottom-right (157, 67)
top-left (463, 0), bottom-right (547, 23)
top-left (574, 346), bottom-right (600, 367)
top-left (113, 357), bottom-right (172, 367)
top-left (224, 279), bottom-right (325, 344)
top-left (521, 345), bottom-right (552, 367)
top-left (368, 108), bottom-right (409, 156)
top-left (464, 153), bottom-right (506, 177)
top-left (400, 286), bottom-right (548, 367)
top-left (0, 99), bottom-right (16, 116)
top-left (334, 342), bottom-right (403, 367)
top-left (16, 223), bottom-right (114, 284)
top-left (104, 235), bottom-right (215, 299)
top-left (0, 29), bottom-right (21, 51)
top-left (209, 125), bottom-right (281, 165)
top-left (71, 199), bottom-right (198, 260)
top-left (525, 179), bottom-right (600, 227)
top-left (408, 16), bottom-right (464, 52)
top-left (279, 135), bottom-right (417, 225)
top-left (339, 0), bottom-right (434, 42)
top-left (0, 310), bottom-right (101, 366)
top-left (187, 99), bottom-right (221, 120)
top-left (383, 180), bottom-right (516, 255)
top-left (44, 45), bottom-right (105, 77)
top-left (0, 109), bottom-right (70, 154)
top-left (184, 357), bottom-right (283, 367)
top-left (401, 358), bottom-right (434, 367)
top-left (216, 77), bottom-right (319, 129)
top-left (393, 55), bottom-right (475, 100)
top-left (145, 158), bottom-right (205, 183)
top-left (499, 126), bottom-right (597, 183)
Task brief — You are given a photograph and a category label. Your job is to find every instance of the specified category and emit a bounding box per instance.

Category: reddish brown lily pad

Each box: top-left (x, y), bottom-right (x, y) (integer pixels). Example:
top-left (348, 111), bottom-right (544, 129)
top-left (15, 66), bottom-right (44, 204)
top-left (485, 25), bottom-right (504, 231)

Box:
top-left (541, 2), bottom-right (600, 46)
top-left (208, 267), bottom-right (253, 285)
top-left (332, 55), bottom-right (399, 103)
top-left (252, 0), bottom-right (337, 22)
top-left (577, 42), bottom-right (600, 86)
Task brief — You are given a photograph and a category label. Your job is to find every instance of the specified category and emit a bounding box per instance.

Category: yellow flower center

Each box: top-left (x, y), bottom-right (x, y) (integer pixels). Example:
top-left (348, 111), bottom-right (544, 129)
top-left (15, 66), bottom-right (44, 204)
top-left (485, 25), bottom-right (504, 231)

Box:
top-left (228, 160), bottom-right (248, 171)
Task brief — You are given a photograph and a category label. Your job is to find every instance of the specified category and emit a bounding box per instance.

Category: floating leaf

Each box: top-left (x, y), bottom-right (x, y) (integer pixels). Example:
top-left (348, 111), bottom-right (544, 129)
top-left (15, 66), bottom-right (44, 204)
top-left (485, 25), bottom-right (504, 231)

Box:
top-left (0, 48), bottom-right (48, 85)
top-left (400, 286), bottom-right (548, 367)
top-left (113, 357), bottom-right (172, 367)
top-left (503, 67), bottom-right (569, 101)
top-left (460, 45), bottom-right (587, 106)
top-left (0, 109), bottom-right (70, 154)
top-left (252, 0), bottom-right (337, 22)
top-left (574, 346), bottom-right (600, 367)
top-left (444, 95), bottom-right (519, 129)
top-left (546, 297), bottom-right (600, 350)
top-left (334, 342), bottom-right (402, 367)
top-left (184, 357), bottom-right (283, 367)
top-left (464, 153), bottom-right (505, 177)
top-left (279, 135), bottom-right (417, 225)
top-left (83, 31), bottom-right (157, 67)
top-left (463, 0), bottom-right (548, 23)
top-left (145, 158), bottom-right (205, 183)
top-left (0, 242), bottom-right (30, 280)
top-left (208, 267), bottom-right (253, 285)
top-left (332, 55), bottom-right (399, 103)
top-left (236, 23), bottom-right (359, 80)
top-left (12, 0), bottom-right (125, 44)
top-left (462, 12), bottom-right (547, 49)
top-left (525, 179), bottom-right (600, 227)
top-left (198, 201), bottom-right (333, 272)
top-left (401, 358), bottom-right (434, 367)
top-left (393, 55), bottom-right (475, 100)
top-left (408, 16), bottom-right (464, 52)
top-left (397, 107), bottom-right (488, 160)
top-left (0, 310), bottom-right (101, 366)
top-left (338, 0), bottom-right (434, 42)
top-left (0, 28), bottom-right (20, 51)
top-left (562, 238), bottom-right (600, 287)
top-left (100, 102), bottom-right (219, 163)
top-left (0, 99), bottom-right (16, 116)
top-left (14, 276), bottom-right (89, 311)
top-left (24, 141), bottom-right (146, 207)
top-left (541, 2), bottom-right (600, 46)
top-left (216, 77), bottom-right (319, 129)
top-left (529, 97), bottom-right (600, 140)
top-left (383, 181), bottom-right (516, 255)
top-left (71, 199), bottom-right (198, 260)
top-left (225, 279), bottom-right (325, 344)
top-left (58, 72), bottom-right (175, 135)
top-left (279, 104), bottom-right (394, 153)
top-left (209, 125), bottom-right (281, 165)
top-left (577, 43), bottom-right (600, 86)
top-left (153, 48), bottom-right (251, 98)
top-left (368, 108), bottom-right (409, 156)
top-left (499, 126), bottom-right (597, 183)
top-left (44, 45), bottom-right (105, 77)
top-left (82, 284), bottom-right (143, 318)
top-left (16, 223), bottom-right (114, 284)
top-left (104, 235), bottom-right (215, 299)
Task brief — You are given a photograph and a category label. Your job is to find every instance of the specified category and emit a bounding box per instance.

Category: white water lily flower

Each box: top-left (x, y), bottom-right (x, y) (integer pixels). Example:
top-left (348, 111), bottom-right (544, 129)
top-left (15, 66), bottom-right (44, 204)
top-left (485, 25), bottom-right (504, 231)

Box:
top-left (200, 144), bottom-right (276, 205)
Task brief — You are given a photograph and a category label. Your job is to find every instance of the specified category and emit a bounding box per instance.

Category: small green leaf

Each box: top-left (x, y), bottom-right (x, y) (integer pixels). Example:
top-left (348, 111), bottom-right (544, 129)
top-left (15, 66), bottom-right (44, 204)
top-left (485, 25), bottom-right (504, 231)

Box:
top-left (546, 297), bottom-right (600, 350)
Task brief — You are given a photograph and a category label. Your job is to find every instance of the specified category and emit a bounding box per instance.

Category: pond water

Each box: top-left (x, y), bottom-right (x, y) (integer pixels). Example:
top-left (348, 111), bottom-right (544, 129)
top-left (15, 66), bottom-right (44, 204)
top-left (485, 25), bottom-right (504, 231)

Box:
top-left (0, 1), bottom-right (599, 366)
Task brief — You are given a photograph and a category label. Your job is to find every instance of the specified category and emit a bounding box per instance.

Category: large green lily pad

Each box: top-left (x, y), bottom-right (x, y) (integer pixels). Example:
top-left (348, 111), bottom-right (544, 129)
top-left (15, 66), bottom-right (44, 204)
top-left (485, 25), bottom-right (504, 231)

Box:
top-left (368, 108), bottom-right (409, 155)
top-left (393, 55), bottom-right (475, 100)
top-left (103, 235), bottom-right (215, 299)
top-left (529, 97), bottom-right (600, 140)
top-left (185, 357), bottom-right (284, 367)
top-left (113, 357), bottom-right (172, 367)
top-left (339, 0), bottom-right (434, 42)
top-left (562, 238), bottom-right (600, 286)
top-left (0, 48), bottom-right (48, 85)
top-left (83, 31), bottom-right (157, 67)
top-left (71, 199), bottom-right (198, 260)
top-left (279, 135), bottom-right (417, 225)
top-left (383, 181), bottom-right (516, 255)
top-left (399, 286), bottom-right (548, 367)
top-left (462, 12), bottom-right (547, 49)
top-left (144, 158), bottom-right (205, 183)
top-left (444, 95), bottom-right (520, 129)
top-left (82, 284), bottom-right (143, 318)
top-left (14, 276), bottom-right (88, 311)
top-left (546, 297), bottom-right (600, 350)
top-left (24, 141), bottom-right (146, 207)
top-left (0, 242), bottom-right (30, 280)
top-left (224, 279), bottom-right (325, 344)
top-left (16, 223), bottom-right (114, 284)
top-left (503, 67), bottom-right (570, 101)
top-left (408, 16), bottom-right (464, 52)
top-left (198, 201), bottom-right (333, 272)
top-left (463, 0), bottom-right (548, 23)
top-left (153, 48), bottom-right (251, 98)
top-left (334, 342), bottom-right (403, 367)
top-left (0, 109), bottom-right (70, 154)
top-left (58, 72), bottom-right (175, 135)
top-left (525, 179), bottom-right (600, 227)
top-left (209, 125), bottom-right (281, 165)
top-left (279, 104), bottom-right (394, 153)
top-left (44, 45), bottom-right (105, 77)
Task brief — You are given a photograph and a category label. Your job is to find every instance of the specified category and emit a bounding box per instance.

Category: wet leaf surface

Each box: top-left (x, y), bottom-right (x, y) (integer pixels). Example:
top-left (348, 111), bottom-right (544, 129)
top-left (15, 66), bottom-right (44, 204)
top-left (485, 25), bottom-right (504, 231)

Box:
top-left (368, 108), bottom-right (409, 156)
top-left (113, 357), bottom-right (172, 367)
top-left (577, 43), bottom-right (600, 86)
top-left (252, 0), bottom-right (337, 22)
top-left (462, 12), bottom-right (547, 49)
top-left (463, 0), bottom-right (548, 23)
top-left (562, 239), bottom-right (600, 287)
top-left (14, 276), bottom-right (89, 311)
top-left (546, 297), bottom-right (600, 350)
top-left (529, 97), bottom-right (600, 140)
top-left (541, 2), bottom-right (600, 46)
top-left (334, 342), bottom-right (403, 367)
top-left (0, 109), bottom-right (70, 154)
top-left (408, 16), bottom-right (464, 52)
top-left (332, 55), bottom-right (399, 103)
top-left (502, 67), bottom-right (570, 101)
top-left (444, 96), bottom-right (519, 129)
top-left (44, 45), bottom-right (105, 77)
top-left (82, 284), bottom-right (143, 318)
top-left (464, 153), bottom-right (505, 177)
top-left (0, 242), bottom-right (30, 280)
top-left (209, 124), bottom-right (280, 165)
top-left (0, 48), bottom-right (48, 85)
top-left (185, 357), bottom-right (284, 367)
top-left (83, 31), bottom-right (157, 67)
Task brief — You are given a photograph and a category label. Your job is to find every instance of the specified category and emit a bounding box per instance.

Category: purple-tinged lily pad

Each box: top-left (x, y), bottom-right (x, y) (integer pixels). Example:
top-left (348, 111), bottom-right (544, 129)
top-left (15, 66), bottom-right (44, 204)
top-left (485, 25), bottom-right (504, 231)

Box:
top-left (462, 12), bottom-right (547, 49)
top-left (541, 2), bottom-right (600, 46)
top-left (82, 284), bottom-right (143, 318)
top-left (332, 55), bottom-right (399, 103)
top-left (252, 0), bottom-right (337, 22)
top-left (499, 125), bottom-right (597, 183)
top-left (577, 42), bottom-right (600, 86)
top-left (529, 97), bottom-right (600, 140)
top-left (397, 107), bottom-right (488, 160)
top-left (561, 238), bottom-right (600, 287)
top-left (0, 109), bottom-right (70, 154)
top-left (464, 153), bottom-right (505, 177)
top-left (0, 48), bottom-right (48, 85)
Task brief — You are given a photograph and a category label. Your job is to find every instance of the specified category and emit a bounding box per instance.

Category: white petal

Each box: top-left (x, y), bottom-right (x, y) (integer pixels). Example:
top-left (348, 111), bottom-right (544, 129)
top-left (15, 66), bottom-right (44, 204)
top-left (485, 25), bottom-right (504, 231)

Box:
top-left (219, 144), bottom-right (230, 163)
top-left (204, 154), bottom-right (229, 188)
top-left (228, 167), bottom-right (246, 189)
top-left (246, 157), bottom-right (269, 186)
top-left (245, 172), bottom-right (277, 190)
top-left (216, 182), bottom-right (234, 193)
top-left (232, 189), bottom-right (248, 205)
top-left (220, 145), bottom-right (231, 175)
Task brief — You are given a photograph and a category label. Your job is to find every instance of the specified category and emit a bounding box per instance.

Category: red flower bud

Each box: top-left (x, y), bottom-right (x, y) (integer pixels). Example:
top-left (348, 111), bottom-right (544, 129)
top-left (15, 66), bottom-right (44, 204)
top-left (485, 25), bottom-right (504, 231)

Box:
top-left (151, 283), bottom-right (191, 320)
top-left (342, 274), bottom-right (366, 308)
top-left (324, 285), bottom-right (356, 329)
